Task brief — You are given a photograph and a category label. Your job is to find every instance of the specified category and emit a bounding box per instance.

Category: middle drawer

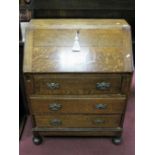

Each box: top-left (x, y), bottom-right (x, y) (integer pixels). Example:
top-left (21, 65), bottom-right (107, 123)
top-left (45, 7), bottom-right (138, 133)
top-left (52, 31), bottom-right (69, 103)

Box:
top-left (30, 96), bottom-right (126, 114)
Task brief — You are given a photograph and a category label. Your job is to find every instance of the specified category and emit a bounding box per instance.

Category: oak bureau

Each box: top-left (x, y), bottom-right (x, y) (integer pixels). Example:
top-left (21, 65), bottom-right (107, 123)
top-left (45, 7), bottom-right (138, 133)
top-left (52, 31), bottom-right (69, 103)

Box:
top-left (23, 19), bottom-right (133, 145)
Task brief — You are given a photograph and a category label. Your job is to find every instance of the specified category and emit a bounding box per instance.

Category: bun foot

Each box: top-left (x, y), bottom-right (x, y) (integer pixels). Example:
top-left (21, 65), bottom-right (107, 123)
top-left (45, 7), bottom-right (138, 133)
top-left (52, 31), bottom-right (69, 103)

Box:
top-left (112, 137), bottom-right (122, 145)
top-left (33, 136), bottom-right (43, 145)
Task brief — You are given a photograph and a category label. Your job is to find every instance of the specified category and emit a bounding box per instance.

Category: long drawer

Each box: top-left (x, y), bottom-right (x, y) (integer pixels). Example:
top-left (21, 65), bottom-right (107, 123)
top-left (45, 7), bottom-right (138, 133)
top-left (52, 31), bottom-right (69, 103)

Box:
top-left (33, 74), bottom-right (122, 95)
top-left (35, 114), bottom-right (121, 128)
top-left (30, 96), bottom-right (126, 114)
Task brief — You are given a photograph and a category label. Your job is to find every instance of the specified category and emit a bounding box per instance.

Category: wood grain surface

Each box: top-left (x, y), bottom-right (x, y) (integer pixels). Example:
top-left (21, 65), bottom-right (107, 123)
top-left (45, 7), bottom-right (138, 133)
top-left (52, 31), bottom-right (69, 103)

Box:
top-left (33, 74), bottom-right (122, 95)
top-left (23, 19), bottom-right (133, 73)
top-left (35, 114), bottom-right (121, 128)
top-left (30, 96), bottom-right (126, 114)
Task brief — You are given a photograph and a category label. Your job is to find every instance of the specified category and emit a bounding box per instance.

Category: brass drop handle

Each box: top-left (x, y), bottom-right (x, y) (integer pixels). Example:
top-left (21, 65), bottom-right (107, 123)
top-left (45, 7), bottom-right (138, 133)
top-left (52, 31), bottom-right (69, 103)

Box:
top-left (93, 119), bottom-right (105, 124)
top-left (49, 103), bottom-right (62, 111)
top-left (96, 104), bottom-right (107, 110)
top-left (96, 82), bottom-right (110, 90)
top-left (50, 119), bottom-right (62, 126)
top-left (47, 82), bottom-right (60, 89)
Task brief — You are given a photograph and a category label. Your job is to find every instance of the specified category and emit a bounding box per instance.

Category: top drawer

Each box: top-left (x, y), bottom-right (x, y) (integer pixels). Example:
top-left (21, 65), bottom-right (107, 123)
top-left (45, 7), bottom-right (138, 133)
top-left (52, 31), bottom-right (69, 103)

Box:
top-left (31, 74), bottom-right (123, 95)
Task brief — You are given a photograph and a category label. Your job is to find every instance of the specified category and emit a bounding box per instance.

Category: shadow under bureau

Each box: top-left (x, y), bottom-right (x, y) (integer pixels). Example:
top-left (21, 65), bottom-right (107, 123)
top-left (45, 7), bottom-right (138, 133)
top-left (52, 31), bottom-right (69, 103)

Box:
top-left (23, 19), bottom-right (133, 145)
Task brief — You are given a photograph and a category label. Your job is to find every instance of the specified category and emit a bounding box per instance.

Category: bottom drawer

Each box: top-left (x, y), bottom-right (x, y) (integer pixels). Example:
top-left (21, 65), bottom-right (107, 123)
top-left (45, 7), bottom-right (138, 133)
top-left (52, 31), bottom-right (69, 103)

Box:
top-left (35, 114), bottom-right (121, 128)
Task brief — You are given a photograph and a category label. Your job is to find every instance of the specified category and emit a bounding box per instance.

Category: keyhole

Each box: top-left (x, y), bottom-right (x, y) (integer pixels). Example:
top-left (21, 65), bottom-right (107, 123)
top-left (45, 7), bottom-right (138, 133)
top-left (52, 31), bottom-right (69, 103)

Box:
top-left (77, 30), bottom-right (80, 35)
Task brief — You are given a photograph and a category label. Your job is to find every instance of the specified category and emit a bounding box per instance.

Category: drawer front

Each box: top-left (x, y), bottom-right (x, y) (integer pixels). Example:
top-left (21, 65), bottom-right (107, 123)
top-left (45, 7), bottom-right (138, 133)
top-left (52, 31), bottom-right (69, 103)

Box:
top-left (30, 96), bottom-right (126, 114)
top-left (33, 74), bottom-right (122, 95)
top-left (35, 114), bottom-right (121, 128)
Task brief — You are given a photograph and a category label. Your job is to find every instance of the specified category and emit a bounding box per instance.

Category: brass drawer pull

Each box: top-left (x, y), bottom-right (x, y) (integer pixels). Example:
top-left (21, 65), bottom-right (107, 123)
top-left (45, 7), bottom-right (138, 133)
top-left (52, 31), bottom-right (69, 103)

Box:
top-left (49, 103), bottom-right (62, 111)
top-left (47, 82), bottom-right (60, 89)
top-left (96, 104), bottom-right (107, 110)
top-left (50, 119), bottom-right (62, 126)
top-left (93, 119), bottom-right (105, 124)
top-left (96, 82), bottom-right (110, 90)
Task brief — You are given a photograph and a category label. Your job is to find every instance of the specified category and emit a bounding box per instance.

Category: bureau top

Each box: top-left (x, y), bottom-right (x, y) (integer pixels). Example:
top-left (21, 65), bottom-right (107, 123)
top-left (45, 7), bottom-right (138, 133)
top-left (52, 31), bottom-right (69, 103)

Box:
top-left (23, 19), bottom-right (133, 73)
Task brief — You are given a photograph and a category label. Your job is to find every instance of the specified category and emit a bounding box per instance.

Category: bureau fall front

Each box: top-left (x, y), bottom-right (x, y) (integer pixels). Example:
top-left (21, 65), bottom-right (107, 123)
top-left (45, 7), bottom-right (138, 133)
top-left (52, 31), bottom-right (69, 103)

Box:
top-left (23, 19), bottom-right (133, 145)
